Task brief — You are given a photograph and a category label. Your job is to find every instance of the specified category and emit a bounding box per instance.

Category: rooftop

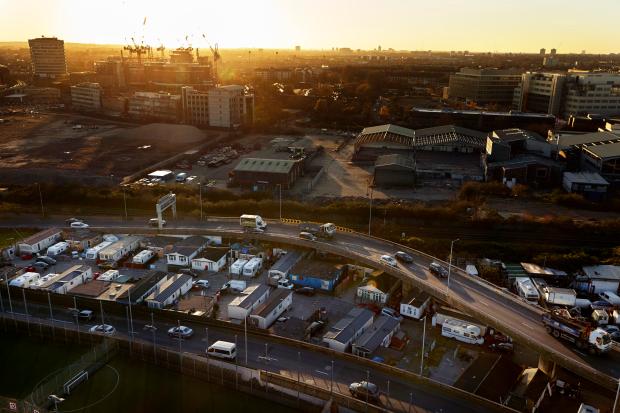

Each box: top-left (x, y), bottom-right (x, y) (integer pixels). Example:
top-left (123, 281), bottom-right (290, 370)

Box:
top-left (353, 315), bottom-right (400, 354)
top-left (581, 139), bottom-right (620, 160)
top-left (520, 263), bottom-right (567, 277)
top-left (360, 124), bottom-right (415, 139)
top-left (230, 284), bottom-right (271, 310)
top-left (415, 125), bottom-right (487, 148)
top-left (290, 258), bottom-right (342, 280)
top-left (492, 128), bottom-right (544, 143)
top-left (68, 280), bottom-right (110, 297)
top-left (149, 274), bottom-right (192, 304)
top-left (375, 154), bottom-right (415, 170)
top-left (324, 307), bottom-right (374, 344)
top-left (270, 251), bottom-right (304, 273)
top-left (118, 271), bottom-right (169, 302)
top-left (563, 172), bottom-right (609, 186)
top-left (20, 228), bottom-right (61, 246)
top-left (252, 288), bottom-right (292, 318)
top-left (582, 265), bottom-right (620, 281)
top-left (402, 288), bottom-right (431, 306)
top-left (234, 158), bottom-right (299, 174)
top-left (194, 247), bottom-right (228, 262)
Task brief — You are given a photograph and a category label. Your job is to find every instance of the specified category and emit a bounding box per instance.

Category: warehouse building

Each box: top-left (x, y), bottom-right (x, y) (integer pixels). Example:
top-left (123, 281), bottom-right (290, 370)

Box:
top-left (562, 172), bottom-right (609, 201)
top-left (230, 158), bottom-right (303, 190)
top-left (373, 154), bottom-right (415, 187)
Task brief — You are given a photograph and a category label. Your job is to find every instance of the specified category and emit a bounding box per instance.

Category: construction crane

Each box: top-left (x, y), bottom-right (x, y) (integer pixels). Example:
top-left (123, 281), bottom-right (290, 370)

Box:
top-left (156, 39), bottom-right (166, 59)
top-left (210, 43), bottom-right (221, 82)
top-left (123, 37), bottom-right (151, 64)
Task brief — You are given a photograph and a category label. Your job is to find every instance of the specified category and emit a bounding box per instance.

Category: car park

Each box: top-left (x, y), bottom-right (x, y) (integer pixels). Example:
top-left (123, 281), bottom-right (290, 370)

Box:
top-left (168, 326), bottom-right (194, 339)
top-left (379, 255), bottom-right (398, 267)
top-left (89, 324), bottom-right (116, 335)
top-left (429, 262), bottom-right (448, 278)
top-left (36, 256), bottom-right (56, 265)
top-left (349, 381), bottom-right (380, 402)
top-left (394, 251), bottom-right (413, 263)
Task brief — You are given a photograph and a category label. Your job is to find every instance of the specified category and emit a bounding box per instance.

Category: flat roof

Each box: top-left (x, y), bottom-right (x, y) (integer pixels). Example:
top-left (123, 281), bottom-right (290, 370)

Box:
top-left (69, 280), bottom-right (111, 297)
top-left (119, 271), bottom-right (169, 302)
top-left (353, 315), bottom-right (400, 353)
top-left (402, 288), bottom-right (431, 306)
top-left (148, 170), bottom-right (173, 177)
top-left (324, 307), bottom-right (374, 344)
top-left (252, 288), bottom-right (292, 318)
top-left (290, 258), bottom-right (342, 280)
top-left (556, 131), bottom-right (618, 147)
top-left (230, 284), bottom-right (271, 309)
top-left (20, 228), bottom-right (61, 246)
top-left (270, 251), bottom-right (304, 273)
top-left (582, 139), bottom-right (620, 160)
top-left (582, 265), bottom-right (620, 281)
top-left (563, 171), bottom-right (609, 185)
top-left (234, 158), bottom-right (298, 174)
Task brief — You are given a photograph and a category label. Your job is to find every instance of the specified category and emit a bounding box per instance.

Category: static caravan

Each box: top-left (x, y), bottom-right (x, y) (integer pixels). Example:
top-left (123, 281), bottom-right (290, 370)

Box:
top-left (98, 269), bottom-right (119, 282)
top-left (47, 242), bottom-right (69, 256)
top-left (242, 257), bottom-right (263, 278)
top-left (227, 284), bottom-right (270, 320)
top-left (250, 288), bottom-right (293, 329)
top-left (85, 241), bottom-right (112, 260)
top-left (9, 272), bottom-right (41, 288)
top-left (133, 249), bottom-right (155, 265)
top-left (441, 318), bottom-right (485, 345)
top-left (18, 228), bottom-right (62, 255)
top-left (268, 251), bottom-right (303, 279)
top-left (230, 259), bottom-right (248, 276)
top-left (400, 290), bottom-right (431, 320)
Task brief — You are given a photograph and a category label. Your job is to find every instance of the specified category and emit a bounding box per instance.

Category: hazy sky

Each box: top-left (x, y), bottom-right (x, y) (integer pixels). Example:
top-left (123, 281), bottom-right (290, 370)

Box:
top-left (1, 0), bottom-right (618, 53)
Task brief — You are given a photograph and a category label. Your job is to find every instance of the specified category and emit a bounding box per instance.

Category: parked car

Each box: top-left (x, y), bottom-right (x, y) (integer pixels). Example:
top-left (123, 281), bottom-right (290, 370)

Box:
top-left (180, 268), bottom-right (198, 277)
top-left (65, 217), bottom-right (81, 224)
top-left (294, 286), bottom-right (316, 296)
top-left (604, 325), bottom-right (620, 341)
top-left (24, 265), bottom-right (36, 272)
top-left (36, 256), bottom-right (56, 265)
top-left (380, 307), bottom-right (403, 321)
top-left (89, 324), bottom-right (116, 335)
top-left (299, 231), bottom-right (317, 241)
top-left (168, 326), bottom-right (194, 339)
top-left (32, 261), bottom-right (49, 270)
top-left (429, 262), bottom-right (448, 278)
top-left (193, 279), bottom-right (210, 289)
top-left (394, 251), bottom-right (413, 263)
top-left (379, 255), bottom-right (397, 267)
top-left (349, 381), bottom-right (380, 402)
top-left (70, 221), bottom-right (89, 229)
top-left (489, 342), bottom-right (514, 353)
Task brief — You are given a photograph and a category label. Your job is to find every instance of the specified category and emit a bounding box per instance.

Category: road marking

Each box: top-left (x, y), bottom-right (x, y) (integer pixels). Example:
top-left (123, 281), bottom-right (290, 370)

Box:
top-left (520, 322), bottom-right (533, 330)
top-left (315, 370), bottom-right (329, 376)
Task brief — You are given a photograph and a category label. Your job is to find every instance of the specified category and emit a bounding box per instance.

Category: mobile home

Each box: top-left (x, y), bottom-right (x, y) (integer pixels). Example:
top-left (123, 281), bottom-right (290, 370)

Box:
top-left (47, 242), bottom-right (69, 256)
top-left (242, 257), bottom-right (263, 278)
top-left (132, 249), bottom-right (155, 265)
top-left (230, 259), bottom-right (248, 276)
top-left (18, 228), bottom-right (62, 255)
top-left (441, 318), bottom-right (485, 345)
top-left (9, 272), bottom-right (41, 288)
top-left (85, 241), bottom-right (112, 260)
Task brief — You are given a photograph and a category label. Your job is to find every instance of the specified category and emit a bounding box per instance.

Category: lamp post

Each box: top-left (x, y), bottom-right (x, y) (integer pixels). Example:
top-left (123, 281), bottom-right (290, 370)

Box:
top-left (420, 315), bottom-right (427, 376)
top-left (276, 184), bottom-right (282, 220)
top-left (613, 377), bottom-right (620, 413)
top-left (199, 183), bottom-right (203, 221)
top-left (446, 238), bottom-right (460, 293)
top-left (122, 187), bottom-right (128, 221)
top-left (367, 184), bottom-right (373, 236)
top-left (36, 182), bottom-right (44, 218)
top-left (330, 360), bottom-right (334, 394)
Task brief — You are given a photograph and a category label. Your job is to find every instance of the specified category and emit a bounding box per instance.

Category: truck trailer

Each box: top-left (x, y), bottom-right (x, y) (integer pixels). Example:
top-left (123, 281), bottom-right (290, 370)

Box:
top-left (542, 309), bottom-right (611, 354)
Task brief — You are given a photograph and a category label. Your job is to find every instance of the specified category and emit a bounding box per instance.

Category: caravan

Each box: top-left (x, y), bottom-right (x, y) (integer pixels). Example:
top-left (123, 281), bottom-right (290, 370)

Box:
top-left (230, 259), bottom-right (248, 276)
top-left (441, 318), bottom-right (485, 345)
top-left (47, 242), bottom-right (69, 256)
top-left (85, 241), bottom-right (112, 260)
top-left (242, 257), bottom-right (262, 278)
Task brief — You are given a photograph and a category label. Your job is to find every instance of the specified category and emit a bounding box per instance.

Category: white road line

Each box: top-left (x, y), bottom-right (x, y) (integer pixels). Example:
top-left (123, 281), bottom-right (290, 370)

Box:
top-left (521, 322), bottom-right (533, 330)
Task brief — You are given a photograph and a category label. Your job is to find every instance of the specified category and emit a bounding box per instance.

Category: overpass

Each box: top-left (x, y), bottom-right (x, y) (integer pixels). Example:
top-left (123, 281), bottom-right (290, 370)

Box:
top-left (4, 215), bottom-right (620, 391)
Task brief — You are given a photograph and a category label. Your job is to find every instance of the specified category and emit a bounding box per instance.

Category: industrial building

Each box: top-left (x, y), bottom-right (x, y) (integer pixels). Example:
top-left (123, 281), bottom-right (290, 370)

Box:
top-left (448, 68), bottom-right (523, 105)
top-left (28, 37), bottom-right (67, 79)
top-left (230, 158), bottom-right (303, 190)
top-left (70, 82), bottom-right (103, 112)
top-left (578, 138), bottom-right (620, 187)
top-left (562, 172), bottom-right (610, 200)
top-left (373, 154), bottom-right (416, 187)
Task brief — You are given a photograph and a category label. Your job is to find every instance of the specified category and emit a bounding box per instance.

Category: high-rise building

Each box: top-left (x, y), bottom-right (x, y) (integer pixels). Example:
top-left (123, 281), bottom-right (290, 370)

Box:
top-left (550, 48), bottom-right (557, 56)
top-left (207, 85), bottom-right (254, 128)
top-left (539, 48), bottom-right (546, 55)
top-left (28, 37), bottom-right (67, 78)
top-left (448, 68), bottom-right (523, 105)
top-left (295, 45), bottom-right (301, 52)
top-left (514, 70), bottom-right (620, 117)
top-left (70, 82), bottom-right (103, 112)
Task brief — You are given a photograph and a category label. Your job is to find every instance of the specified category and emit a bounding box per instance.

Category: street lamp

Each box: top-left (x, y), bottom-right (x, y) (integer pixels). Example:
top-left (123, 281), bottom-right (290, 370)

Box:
top-left (446, 238), bottom-right (460, 293)
top-left (367, 184), bottom-right (373, 236)
top-left (420, 315), bottom-right (427, 375)
top-left (122, 187), bottom-right (128, 221)
top-left (198, 183), bottom-right (203, 221)
top-left (48, 395), bottom-right (64, 412)
top-left (276, 184), bottom-right (282, 221)
top-left (36, 182), bottom-right (44, 218)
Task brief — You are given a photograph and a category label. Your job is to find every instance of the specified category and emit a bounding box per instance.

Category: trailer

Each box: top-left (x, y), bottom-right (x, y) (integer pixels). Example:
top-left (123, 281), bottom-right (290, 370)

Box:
top-left (132, 249), bottom-right (155, 265)
top-left (542, 309), bottom-right (611, 354)
top-left (242, 257), bottom-right (262, 278)
top-left (543, 287), bottom-right (577, 307)
top-left (230, 259), bottom-right (248, 276)
top-left (298, 222), bottom-right (336, 239)
top-left (85, 241), bottom-right (112, 260)
top-left (47, 242), bottom-right (69, 256)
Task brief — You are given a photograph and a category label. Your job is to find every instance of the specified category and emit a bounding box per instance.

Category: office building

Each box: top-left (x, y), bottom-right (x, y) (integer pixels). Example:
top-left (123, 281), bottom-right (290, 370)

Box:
top-left (513, 72), bottom-right (566, 116)
top-left (28, 37), bottom-right (67, 78)
top-left (128, 91), bottom-right (181, 122)
top-left (448, 68), bottom-right (522, 105)
top-left (70, 82), bottom-right (103, 112)
top-left (208, 85), bottom-right (254, 128)
top-left (181, 86), bottom-right (210, 126)
top-left (539, 48), bottom-right (546, 55)
top-left (514, 71), bottom-right (620, 117)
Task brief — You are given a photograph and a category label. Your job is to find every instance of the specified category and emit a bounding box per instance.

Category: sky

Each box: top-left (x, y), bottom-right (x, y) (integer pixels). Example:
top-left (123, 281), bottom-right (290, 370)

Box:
top-left (0, 0), bottom-right (619, 53)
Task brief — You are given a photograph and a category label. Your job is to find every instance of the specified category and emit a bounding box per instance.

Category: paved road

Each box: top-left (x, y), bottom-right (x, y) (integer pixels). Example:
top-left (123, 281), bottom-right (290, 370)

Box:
top-left (1, 298), bottom-right (487, 413)
top-left (2, 214), bottom-right (620, 389)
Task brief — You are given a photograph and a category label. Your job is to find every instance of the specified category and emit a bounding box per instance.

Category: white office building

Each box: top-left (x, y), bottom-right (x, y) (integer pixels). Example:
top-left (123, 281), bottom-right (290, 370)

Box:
top-left (208, 85), bottom-right (254, 128)
top-left (71, 82), bottom-right (103, 112)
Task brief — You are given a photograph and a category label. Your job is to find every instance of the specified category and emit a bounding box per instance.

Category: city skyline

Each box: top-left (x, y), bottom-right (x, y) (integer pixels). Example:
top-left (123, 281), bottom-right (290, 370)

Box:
top-left (1, 0), bottom-right (619, 53)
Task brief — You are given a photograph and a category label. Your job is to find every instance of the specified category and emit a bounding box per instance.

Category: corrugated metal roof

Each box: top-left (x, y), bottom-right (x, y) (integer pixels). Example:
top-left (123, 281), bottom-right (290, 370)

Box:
top-left (360, 124), bottom-right (415, 139)
top-left (234, 158), bottom-right (298, 174)
top-left (353, 315), bottom-right (400, 354)
top-left (563, 172), bottom-right (609, 186)
top-left (323, 307), bottom-right (374, 344)
top-left (582, 139), bottom-right (620, 160)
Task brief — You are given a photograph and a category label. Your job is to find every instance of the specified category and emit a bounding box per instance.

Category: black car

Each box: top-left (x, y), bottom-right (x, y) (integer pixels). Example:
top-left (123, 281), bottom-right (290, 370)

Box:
top-left (36, 256), bottom-right (57, 265)
top-left (32, 261), bottom-right (49, 270)
top-left (294, 287), bottom-right (316, 296)
top-left (394, 251), bottom-right (413, 263)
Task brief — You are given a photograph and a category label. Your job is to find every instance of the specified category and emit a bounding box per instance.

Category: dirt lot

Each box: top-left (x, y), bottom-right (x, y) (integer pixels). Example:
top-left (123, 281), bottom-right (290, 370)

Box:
top-left (0, 111), bottom-right (216, 184)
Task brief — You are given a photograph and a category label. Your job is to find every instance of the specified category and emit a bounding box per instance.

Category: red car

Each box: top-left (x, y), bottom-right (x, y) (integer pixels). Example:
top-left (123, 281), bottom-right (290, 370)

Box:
top-left (21, 254), bottom-right (33, 260)
top-left (24, 266), bottom-right (37, 272)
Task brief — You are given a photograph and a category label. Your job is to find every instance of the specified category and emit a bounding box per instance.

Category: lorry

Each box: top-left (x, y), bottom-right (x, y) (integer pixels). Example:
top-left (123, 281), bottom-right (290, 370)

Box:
top-left (543, 287), bottom-right (577, 307)
top-left (298, 222), bottom-right (336, 239)
top-left (542, 309), bottom-right (611, 354)
top-left (240, 214), bottom-right (267, 232)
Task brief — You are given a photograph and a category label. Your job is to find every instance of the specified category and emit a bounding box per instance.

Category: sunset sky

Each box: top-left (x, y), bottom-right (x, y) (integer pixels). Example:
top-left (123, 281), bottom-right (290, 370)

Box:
top-left (1, 0), bottom-right (618, 53)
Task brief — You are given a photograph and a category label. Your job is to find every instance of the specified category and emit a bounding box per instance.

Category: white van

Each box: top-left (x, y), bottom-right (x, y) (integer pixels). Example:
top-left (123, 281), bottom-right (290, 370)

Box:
top-left (599, 291), bottom-right (620, 306)
top-left (176, 172), bottom-right (188, 182)
top-left (207, 340), bottom-right (237, 360)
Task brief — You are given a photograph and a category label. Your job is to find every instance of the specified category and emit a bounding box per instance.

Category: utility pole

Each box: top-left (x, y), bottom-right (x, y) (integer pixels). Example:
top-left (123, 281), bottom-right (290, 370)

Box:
top-left (420, 315), bottom-right (426, 375)
top-left (36, 182), bottom-right (44, 218)
top-left (244, 317), bottom-right (248, 365)
top-left (123, 188), bottom-right (128, 220)
top-left (447, 238), bottom-right (460, 293)
top-left (199, 183), bottom-right (203, 221)
top-left (367, 184), bottom-right (373, 236)
top-left (278, 184), bottom-right (282, 221)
